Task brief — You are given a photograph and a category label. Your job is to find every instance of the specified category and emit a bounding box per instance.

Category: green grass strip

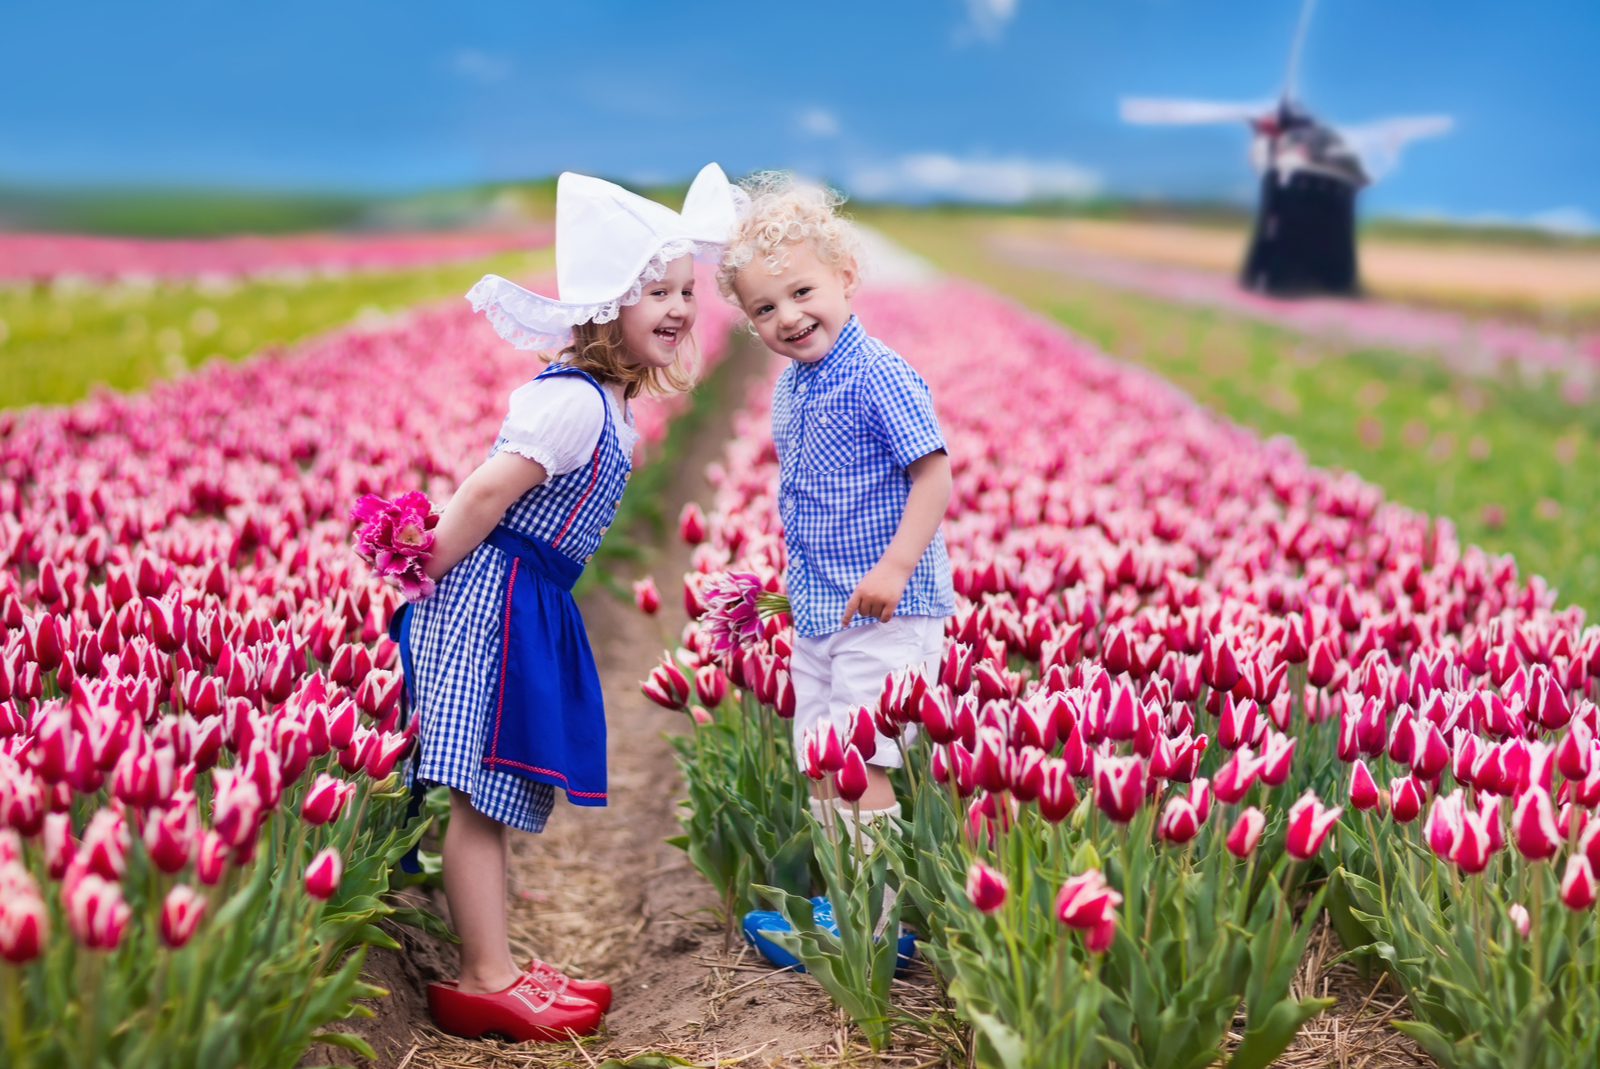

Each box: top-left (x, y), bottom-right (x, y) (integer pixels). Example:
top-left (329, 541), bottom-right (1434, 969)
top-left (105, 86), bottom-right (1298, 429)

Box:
top-left (0, 246), bottom-right (552, 410)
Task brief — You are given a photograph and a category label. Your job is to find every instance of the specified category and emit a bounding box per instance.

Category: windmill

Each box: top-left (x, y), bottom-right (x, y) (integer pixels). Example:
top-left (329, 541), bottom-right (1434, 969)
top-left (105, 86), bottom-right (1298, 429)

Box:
top-left (1120, 0), bottom-right (1452, 296)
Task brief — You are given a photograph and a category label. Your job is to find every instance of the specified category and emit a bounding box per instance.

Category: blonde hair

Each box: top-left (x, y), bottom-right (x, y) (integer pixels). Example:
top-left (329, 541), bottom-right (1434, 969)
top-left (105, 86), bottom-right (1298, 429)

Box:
top-left (551, 316), bottom-right (696, 400)
top-left (716, 172), bottom-right (863, 301)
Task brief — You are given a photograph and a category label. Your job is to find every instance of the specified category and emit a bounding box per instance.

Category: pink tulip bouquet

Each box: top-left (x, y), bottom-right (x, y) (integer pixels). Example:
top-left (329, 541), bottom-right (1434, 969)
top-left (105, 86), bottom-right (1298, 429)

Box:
top-left (350, 491), bottom-right (439, 601)
top-left (655, 277), bottom-right (1600, 1065)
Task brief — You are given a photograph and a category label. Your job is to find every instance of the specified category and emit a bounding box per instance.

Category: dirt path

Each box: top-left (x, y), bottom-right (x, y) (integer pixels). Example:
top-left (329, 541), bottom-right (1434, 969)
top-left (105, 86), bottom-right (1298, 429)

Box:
top-left (303, 339), bottom-right (848, 1069)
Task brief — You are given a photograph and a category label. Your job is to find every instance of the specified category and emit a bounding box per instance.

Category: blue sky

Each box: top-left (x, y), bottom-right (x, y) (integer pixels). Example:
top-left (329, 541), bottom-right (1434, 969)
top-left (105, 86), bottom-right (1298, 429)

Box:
top-left (2, 0), bottom-right (1594, 227)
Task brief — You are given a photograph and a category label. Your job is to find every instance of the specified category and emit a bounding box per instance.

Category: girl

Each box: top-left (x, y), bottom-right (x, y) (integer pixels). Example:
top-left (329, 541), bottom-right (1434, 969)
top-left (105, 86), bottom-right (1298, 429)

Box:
top-left (396, 164), bottom-right (740, 1042)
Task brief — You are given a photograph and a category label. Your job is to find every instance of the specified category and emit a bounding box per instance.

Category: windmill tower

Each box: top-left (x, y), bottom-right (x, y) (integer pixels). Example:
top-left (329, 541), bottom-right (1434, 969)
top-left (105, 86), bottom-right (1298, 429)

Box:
top-left (1121, 0), bottom-right (1452, 296)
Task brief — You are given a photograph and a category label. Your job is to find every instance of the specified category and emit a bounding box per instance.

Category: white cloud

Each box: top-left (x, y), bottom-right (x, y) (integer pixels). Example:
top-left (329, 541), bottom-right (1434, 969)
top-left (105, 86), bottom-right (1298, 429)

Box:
top-left (799, 108), bottom-right (840, 137)
top-left (963, 0), bottom-right (1019, 42)
top-left (449, 47), bottom-right (513, 84)
top-left (850, 153), bottom-right (1101, 204)
top-left (1529, 206), bottom-right (1596, 236)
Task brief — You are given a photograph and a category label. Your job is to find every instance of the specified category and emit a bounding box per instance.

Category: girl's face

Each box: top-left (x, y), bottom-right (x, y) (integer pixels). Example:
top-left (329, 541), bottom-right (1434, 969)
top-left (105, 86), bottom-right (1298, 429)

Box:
top-left (618, 254), bottom-right (697, 369)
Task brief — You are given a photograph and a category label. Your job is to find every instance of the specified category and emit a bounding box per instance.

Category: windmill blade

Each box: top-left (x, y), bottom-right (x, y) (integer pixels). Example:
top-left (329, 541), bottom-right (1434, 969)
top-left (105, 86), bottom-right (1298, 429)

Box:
top-left (1338, 115), bottom-right (1454, 179)
top-left (1119, 98), bottom-right (1271, 126)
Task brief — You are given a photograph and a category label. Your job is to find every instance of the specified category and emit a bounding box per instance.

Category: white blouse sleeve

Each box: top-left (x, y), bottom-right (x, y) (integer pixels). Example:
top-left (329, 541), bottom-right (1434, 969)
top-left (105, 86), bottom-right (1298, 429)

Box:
top-left (496, 376), bottom-right (607, 479)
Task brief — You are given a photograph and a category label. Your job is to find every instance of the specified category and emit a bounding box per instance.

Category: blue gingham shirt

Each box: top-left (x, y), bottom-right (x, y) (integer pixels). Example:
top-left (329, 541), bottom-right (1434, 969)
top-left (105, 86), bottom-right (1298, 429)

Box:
top-left (772, 315), bottom-right (955, 637)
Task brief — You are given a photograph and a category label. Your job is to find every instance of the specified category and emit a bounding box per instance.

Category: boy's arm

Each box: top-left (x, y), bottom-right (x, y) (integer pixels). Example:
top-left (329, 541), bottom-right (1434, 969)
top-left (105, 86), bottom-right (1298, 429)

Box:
top-left (424, 452), bottom-right (548, 580)
top-left (841, 449), bottom-right (953, 626)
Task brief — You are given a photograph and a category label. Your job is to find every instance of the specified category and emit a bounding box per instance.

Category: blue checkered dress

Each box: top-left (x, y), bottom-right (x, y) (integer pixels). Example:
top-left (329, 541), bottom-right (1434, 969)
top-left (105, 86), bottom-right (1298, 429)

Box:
top-left (404, 365), bottom-right (632, 831)
top-left (771, 315), bottom-right (955, 638)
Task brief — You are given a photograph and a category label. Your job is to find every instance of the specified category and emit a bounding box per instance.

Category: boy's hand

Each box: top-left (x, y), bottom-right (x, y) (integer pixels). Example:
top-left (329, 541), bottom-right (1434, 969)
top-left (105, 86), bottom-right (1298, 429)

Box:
top-left (841, 563), bottom-right (912, 627)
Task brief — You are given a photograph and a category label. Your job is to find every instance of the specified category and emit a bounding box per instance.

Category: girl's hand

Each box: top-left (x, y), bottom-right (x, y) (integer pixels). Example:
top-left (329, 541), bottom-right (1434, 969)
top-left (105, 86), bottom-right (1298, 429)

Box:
top-left (424, 452), bottom-right (548, 579)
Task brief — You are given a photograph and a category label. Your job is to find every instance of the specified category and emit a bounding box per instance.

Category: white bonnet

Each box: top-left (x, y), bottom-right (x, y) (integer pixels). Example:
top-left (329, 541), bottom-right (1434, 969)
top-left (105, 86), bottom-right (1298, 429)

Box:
top-left (467, 163), bottom-right (743, 350)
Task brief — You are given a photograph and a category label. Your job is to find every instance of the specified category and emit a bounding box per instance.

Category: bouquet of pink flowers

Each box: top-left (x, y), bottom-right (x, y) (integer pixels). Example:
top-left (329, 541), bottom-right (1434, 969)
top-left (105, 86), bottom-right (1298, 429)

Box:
top-left (349, 491), bottom-right (439, 601)
top-left (699, 572), bottom-right (789, 658)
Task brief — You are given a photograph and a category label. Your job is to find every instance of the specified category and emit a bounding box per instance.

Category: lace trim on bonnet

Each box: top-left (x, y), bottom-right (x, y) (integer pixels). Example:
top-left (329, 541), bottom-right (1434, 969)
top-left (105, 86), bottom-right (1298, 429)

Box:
top-left (468, 238), bottom-right (724, 352)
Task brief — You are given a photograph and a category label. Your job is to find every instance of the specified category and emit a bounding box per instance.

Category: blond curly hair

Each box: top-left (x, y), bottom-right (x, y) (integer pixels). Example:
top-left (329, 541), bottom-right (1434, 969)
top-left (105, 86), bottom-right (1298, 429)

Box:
top-left (716, 172), bottom-right (863, 301)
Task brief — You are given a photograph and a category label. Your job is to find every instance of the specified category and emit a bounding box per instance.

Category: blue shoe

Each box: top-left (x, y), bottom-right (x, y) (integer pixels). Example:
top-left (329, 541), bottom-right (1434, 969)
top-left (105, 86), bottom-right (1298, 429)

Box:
top-left (741, 896), bottom-right (918, 974)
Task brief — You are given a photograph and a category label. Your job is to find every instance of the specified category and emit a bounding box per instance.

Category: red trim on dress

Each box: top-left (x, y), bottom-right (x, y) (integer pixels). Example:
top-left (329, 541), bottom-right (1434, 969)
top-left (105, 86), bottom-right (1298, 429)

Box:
top-left (551, 445), bottom-right (601, 549)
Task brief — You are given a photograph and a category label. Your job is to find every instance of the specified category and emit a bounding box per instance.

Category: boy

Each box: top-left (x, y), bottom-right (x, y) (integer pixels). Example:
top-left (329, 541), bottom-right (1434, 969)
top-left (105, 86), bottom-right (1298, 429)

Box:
top-left (718, 176), bottom-right (954, 829)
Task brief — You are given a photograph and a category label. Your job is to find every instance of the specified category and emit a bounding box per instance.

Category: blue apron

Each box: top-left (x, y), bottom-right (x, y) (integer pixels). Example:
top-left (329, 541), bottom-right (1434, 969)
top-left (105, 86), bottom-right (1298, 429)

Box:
top-left (393, 365), bottom-right (630, 809)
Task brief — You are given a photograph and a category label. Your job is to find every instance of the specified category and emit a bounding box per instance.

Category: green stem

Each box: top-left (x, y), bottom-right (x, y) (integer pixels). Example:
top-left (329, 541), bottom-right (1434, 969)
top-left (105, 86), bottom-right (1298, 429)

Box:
top-left (1532, 864), bottom-right (1546, 1001)
top-left (2, 963), bottom-right (27, 1069)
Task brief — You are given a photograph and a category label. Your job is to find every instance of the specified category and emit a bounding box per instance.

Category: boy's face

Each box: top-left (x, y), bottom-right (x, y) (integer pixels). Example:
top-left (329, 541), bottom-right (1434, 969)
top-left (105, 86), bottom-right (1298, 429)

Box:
top-left (732, 241), bottom-right (859, 363)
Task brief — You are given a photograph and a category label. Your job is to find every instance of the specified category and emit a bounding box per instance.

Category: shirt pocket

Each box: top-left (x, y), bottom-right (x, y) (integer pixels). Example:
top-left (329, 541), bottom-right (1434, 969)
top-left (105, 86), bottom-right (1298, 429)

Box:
top-left (802, 400), bottom-right (858, 474)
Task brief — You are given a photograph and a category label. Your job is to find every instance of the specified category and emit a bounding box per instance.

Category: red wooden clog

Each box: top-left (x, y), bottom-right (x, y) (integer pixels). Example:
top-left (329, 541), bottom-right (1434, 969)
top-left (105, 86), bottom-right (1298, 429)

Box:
top-left (523, 958), bottom-right (613, 1013)
top-left (427, 973), bottom-right (604, 1042)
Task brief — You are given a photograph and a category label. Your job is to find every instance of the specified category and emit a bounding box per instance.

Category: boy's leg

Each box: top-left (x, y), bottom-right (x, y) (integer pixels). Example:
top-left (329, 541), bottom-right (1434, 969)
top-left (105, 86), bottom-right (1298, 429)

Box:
top-left (828, 616), bottom-right (944, 809)
top-left (443, 788), bottom-right (521, 993)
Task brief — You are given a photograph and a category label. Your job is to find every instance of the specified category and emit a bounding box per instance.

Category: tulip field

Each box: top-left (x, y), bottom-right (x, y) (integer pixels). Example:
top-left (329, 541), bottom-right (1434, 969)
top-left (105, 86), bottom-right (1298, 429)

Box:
top-left (0, 255), bottom-right (733, 1068)
top-left (655, 277), bottom-right (1600, 1067)
top-left (863, 211), bottom-right (1600, 617)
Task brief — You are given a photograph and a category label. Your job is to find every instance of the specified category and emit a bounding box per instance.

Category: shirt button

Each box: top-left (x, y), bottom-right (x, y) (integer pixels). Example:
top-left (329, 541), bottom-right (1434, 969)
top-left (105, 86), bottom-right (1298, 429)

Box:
top-left (599, 525), bottom-right (609, 536)
top-left (819, 415), bottom-right (830, 426)
top-left (584, 553), bottom-right (593, 563)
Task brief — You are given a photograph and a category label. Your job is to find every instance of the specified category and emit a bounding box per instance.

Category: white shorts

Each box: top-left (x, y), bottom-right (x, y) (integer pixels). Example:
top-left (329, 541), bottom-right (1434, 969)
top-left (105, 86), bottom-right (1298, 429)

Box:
top-left (789, 615), bottom-right (946, 770)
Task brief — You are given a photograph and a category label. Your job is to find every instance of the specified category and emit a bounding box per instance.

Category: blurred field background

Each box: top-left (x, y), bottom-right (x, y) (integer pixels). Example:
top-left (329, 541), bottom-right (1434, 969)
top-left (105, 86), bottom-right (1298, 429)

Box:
top-left (861, 209), bottom-right (1600, 613)
top-left (6, 191), bottom-right (1600, 616)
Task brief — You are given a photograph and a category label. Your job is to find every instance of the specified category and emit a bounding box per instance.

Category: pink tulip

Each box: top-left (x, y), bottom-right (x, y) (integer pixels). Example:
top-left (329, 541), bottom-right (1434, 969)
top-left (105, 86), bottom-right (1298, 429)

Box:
top-left (196, 830), bottom-right (230, 886)
top-left (1512, 786), bottom-right (1562, 861)
top-left (0, 868), bottom-right (48, 963)
top-left (1561, 856), bottom-right (1597, 911)
top-left (1055, 868), bottom-right (1122, 955)
top-left (632, 577), bottom-right (661, 615)
top-left (1284, 790), bottom-right (1343, 860)
top-left (846, 706), bottom-right (878, 761)
top-left (1094, 755), bottom-right (1146, 823)
top-left (77, 808), bottom-right (129, 881)
top-left (678, 503), bottom-right (707, 545)
top-left (1450, 808), bottom-right (1495, 874)
top-left (1037, 757), bottom-right (1078, 822)
top-left (1258, 731), bottom-right (1296, 787)
top-left (211, 769), bottom-right (263, 849)
top-left (1226, 807), bottom-right (1267, 858)
top-left (834, 745), bottom-right (870, 803)
top-left (1389, 777), bottom-right (1425, 824)
top-left (64, 872), bottom-right (131, 950)
top-left (1508, 902), bottom-right (1532, 938)
top-left (1348, 760), bottom-right (1380, 811)
top-left (693, 665), bottom-right (727, 708)
top-left (773, 668), bottom-right (796, 719)
top-left (1009, 746), bottom-right (1047, 802)
top-left (144, 803), bottom-right (197, 873)
top-left (1211, 747), bottom-right (1261, 805)
top-left (973, 726), bottom-right (1008, 794)
top-left (689, 705), bottom-right (714, 727)
top-left (965, 860), bottom-right (1009, 913)
top-left (1410, 720), bottom-right (1450, 779)
top-left (1420, 787), bottom-right (1459, 851)
top-left (43, 812), bottom-right (74, 879)
top-left (301, 772), bottom-right (356, 825)
top-left (815, 721), bottom-right (847, 774)
top-left (641, 656), bottom-right (691, 711)
top-left (1156, 795), bottom-right (1203, 844)
top-left (365, 731), bottom-right (412, 780)
top-left (304, 847), bottom-right (344, 900)
top-left (160, 884), bottom-right (208, 947)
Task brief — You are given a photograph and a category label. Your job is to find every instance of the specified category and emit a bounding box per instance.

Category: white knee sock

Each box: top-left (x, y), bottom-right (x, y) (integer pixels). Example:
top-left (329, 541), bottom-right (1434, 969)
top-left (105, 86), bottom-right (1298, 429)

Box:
top-left (808, 797), bottom-right (903, 850)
